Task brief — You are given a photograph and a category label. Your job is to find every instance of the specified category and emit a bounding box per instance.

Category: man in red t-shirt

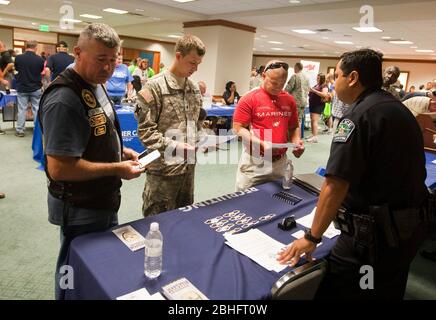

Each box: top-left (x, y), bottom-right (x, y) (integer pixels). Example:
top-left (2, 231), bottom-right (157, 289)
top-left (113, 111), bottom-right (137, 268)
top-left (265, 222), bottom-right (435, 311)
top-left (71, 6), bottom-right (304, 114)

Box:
top-left (233, 60), bottom-right (305, 191)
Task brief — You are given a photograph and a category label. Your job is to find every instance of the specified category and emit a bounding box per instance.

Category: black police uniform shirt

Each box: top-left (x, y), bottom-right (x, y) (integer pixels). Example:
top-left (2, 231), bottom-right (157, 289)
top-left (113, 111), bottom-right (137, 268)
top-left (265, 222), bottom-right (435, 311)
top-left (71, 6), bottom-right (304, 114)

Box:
top-left (325, 88), bottom-right (428, 213)
top-left (42, 85), bottom-right (121, 226)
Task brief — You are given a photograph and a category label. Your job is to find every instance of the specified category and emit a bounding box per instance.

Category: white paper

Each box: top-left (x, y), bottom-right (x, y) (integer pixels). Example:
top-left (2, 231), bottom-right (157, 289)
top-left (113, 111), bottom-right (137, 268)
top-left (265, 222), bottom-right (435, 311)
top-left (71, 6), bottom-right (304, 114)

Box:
top-left (196, 135), bottom-right (237, 149)
top-left (112, 225), bottom-right (146, 252)
top-left (296, 207), bottom-right (341, 239)
top-left (137, 150), bottom-right (160, 169)
top-left (224, 229), bottom-right (287, 272)
top-left (291, 230), bottom-right (305, 239)
top-left (270, 142), bottom-right (298, 149)
top-left (432, 159), bottom-right (436, 164)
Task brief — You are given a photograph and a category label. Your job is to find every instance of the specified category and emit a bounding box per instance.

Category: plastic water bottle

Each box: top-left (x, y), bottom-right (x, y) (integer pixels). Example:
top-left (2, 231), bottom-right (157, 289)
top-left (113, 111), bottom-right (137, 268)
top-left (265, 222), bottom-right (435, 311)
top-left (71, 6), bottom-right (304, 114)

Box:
top-left (144, 222), bottom-right (163, 279)
top-left (234, 96), bottom-right (238, 105)
top-left (282, 159), bottom-right (293, 189)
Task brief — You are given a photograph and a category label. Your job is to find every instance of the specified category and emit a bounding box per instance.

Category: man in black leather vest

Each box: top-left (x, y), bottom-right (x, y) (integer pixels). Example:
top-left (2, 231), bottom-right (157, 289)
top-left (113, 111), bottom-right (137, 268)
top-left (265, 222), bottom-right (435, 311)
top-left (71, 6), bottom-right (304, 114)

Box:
top-left (278, 49), bottom-right (429, 299)
top-left (39, 23), bottom-right (144, 300)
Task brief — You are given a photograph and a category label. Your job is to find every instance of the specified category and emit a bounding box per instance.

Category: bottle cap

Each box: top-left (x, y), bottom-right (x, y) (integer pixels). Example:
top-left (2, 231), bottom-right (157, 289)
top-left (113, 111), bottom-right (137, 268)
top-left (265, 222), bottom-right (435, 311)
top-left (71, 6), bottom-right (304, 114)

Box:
top-left (150, 222), bottom-right (159, 231)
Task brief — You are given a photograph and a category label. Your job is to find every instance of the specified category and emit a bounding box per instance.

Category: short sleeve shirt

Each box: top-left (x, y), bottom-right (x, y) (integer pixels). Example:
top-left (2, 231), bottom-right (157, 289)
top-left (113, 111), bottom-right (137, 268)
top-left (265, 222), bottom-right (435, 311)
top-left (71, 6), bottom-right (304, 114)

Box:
top-left (106, 64), bottom-right (134, 97)
top-left (326, 89), bottom-right (428, 212)
top-left (233, 87), bottom-right (298, 155)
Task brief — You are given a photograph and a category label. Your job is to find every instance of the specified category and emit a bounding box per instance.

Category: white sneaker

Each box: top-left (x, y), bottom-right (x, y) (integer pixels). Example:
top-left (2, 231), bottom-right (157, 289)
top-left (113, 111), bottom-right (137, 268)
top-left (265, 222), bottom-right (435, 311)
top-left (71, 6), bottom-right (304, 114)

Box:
top-left (306, 136), bottom-right (318, 143)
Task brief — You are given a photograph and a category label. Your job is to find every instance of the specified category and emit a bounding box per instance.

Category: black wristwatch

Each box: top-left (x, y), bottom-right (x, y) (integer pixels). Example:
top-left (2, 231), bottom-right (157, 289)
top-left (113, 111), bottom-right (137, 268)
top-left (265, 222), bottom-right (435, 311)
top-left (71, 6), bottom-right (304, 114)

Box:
top-left (304, 229), bottom-right (322, 244)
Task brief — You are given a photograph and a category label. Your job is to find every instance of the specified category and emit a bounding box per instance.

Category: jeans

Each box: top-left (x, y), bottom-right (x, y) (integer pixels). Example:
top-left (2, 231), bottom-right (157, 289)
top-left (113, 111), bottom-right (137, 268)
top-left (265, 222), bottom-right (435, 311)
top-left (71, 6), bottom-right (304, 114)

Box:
top-left (16, 89), bottom-right (41, 133)
top-left (54, 213), bottom-right (118, 300)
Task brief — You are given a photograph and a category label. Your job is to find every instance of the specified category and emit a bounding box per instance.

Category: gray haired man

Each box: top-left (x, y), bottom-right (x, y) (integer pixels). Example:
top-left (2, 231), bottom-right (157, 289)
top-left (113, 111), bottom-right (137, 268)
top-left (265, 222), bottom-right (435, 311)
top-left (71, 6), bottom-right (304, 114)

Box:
top-left (39, 23), bottom-right (144, 299)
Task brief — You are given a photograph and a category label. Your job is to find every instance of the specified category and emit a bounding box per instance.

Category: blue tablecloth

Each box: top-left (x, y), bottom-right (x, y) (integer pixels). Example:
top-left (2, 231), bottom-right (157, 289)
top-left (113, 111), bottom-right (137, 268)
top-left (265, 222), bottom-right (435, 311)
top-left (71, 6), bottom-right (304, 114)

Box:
top-left (116, 107), bottom-right (145, 153)
top-left (32, 107), bottom-right (145, 169)
top-left (206, 104), bottom-right (235, 117)
top-left (65, 181), bottom-right (336, 300)
top-left (425, 151), bottom-right (436, 190)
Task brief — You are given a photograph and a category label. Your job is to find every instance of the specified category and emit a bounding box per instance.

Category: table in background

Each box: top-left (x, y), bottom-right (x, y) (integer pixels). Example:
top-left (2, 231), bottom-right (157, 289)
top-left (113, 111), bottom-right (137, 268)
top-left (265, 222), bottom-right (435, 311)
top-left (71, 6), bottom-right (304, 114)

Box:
top-left (206, 104), bottom-right (235, 117)
top-left (425, 151), bottom-right (436, 191)
top-left (66, 181), bottom-right (336, 300)
top-left (32, 106), bottom-right (145, 169)
top-left (115, 106), bottom-right (145, 153)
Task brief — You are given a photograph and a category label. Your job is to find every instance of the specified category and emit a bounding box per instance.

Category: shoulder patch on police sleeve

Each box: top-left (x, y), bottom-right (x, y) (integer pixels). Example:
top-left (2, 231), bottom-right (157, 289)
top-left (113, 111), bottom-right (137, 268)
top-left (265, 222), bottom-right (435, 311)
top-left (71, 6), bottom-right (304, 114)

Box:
top-left (333, 119), bottom-right (355, 143)
top-left (139, 88), bottom-right (154, 103)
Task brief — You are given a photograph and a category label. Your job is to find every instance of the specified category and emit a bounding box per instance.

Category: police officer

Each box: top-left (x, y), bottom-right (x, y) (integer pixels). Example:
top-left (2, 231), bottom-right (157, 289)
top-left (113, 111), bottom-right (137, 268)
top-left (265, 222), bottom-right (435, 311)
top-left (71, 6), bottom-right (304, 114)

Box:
top-left (278, 49), bottom-right (429, 299)
top-left (135, 34), bottom-right (205, 216)
top-left (39, 23), bottom-right (144, 299)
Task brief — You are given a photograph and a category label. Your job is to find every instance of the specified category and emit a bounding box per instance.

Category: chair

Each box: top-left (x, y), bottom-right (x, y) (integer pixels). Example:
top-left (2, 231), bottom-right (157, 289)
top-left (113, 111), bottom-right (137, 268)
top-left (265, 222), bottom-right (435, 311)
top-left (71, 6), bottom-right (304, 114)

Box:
top-left (271, 259), bottom-right (327, 300)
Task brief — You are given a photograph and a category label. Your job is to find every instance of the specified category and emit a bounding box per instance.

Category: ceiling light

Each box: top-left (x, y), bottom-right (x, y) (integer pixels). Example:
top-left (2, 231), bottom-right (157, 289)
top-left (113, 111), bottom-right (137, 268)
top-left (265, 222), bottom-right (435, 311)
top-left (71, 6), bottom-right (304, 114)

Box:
top-left (0, 0), bottom-right (10, 5)
top-left (168, 34), bottom-right (181, 38)
top-left (152, 17), bottom-right (161, 20)
top-left (334, 41), bottom-right (354, 44)
top-left (271, 48), bottom-right (284, 51)
top-left (62, 18), bottom-right (82, 23)
top-left (31, 22), bottom-right (37, 26)
top-left (103, 8), bottom-right (128, 14)
top-left (382, 36), bottom-right (391, 39)
top-left (135, 9), bottom-right (145, 12)
top-left (80, 14), bottom-right (102, 19)
top-left (410, 46), bottom-right (418, 49)
top-left (322, 37), bottom-right (329, 40)
top-left (173, 0), bottom-right (196, 2)
top-left (260, 35), bottom-right (268, 38)
top-left (352, 26), bottom-right (383, 33)
top-left (289, 0), bottom-right (301, 3)
top-left (389, 40), bottom-right (413, 44)
top-left (292, 29), bottom-right (316, 34)
top-left (268, 41), bottom-right (283, 44)
top-left (415, 49), bottom-right (434, 53)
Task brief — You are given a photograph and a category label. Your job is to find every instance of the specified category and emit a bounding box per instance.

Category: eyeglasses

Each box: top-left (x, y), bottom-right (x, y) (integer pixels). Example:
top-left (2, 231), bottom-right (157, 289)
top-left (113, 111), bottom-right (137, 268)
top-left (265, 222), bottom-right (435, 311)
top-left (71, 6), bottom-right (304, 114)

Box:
top-left (264, 62), bottom-right (289, 73)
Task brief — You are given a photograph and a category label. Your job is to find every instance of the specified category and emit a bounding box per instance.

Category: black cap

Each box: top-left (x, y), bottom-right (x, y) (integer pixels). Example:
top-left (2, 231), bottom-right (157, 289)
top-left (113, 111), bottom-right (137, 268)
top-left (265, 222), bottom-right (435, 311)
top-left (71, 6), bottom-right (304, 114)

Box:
top-left (57, 41), bottom-right (68, 48)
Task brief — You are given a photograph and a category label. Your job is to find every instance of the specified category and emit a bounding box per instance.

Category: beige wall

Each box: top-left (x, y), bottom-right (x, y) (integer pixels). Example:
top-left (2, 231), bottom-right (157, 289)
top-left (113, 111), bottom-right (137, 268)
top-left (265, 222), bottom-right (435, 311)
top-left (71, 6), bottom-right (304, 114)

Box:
top-left (120, 38), bottom-right (174, 70)
top-left (0, 27), bottom-right (13, 49)
top-left (254, 56), bottom-right (339, 77)
top-left (386, 61), bottom-right (436, 91)
top-left (254, 55), bottom-right (436, 91)
top-left (187, 25), bottom-right (254, 96)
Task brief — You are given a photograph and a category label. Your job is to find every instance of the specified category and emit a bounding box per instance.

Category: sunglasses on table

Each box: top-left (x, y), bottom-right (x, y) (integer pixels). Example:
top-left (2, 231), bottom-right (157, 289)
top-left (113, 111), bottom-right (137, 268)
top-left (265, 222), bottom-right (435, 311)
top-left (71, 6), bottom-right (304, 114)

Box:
top-left (264, 62), bottom-right (289, 73)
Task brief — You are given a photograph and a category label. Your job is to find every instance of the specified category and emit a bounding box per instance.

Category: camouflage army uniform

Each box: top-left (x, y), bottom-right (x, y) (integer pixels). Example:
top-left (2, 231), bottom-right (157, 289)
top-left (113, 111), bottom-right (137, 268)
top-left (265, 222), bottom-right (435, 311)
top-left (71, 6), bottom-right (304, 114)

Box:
top-left (135, 70), bottom-right (203, 216)
top-left (285, 72), bottom-right (310, 120)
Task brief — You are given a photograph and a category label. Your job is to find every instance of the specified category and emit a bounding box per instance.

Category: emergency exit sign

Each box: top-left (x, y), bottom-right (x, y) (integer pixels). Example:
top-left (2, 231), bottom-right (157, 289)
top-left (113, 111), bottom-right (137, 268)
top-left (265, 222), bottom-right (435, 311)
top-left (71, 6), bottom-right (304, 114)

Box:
top-left (39, 24), bottom-right (49, 32)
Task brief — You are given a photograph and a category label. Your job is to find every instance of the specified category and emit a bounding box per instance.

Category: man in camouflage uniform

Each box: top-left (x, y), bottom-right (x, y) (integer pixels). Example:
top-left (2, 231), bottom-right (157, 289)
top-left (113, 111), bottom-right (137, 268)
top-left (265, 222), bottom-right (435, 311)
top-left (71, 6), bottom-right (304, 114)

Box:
top-left (135, 35), bottom-right (206, 216)
top-left (382, 65), bottom-right (401, 100)
top-left (285, 62), bottom-right (310, 124)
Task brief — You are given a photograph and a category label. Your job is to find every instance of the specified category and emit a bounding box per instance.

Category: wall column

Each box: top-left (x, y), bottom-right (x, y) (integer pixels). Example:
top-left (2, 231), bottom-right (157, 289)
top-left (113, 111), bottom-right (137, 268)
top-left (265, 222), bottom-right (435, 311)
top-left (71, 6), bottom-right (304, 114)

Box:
top-left (183, 20), bottom-right (256, 96)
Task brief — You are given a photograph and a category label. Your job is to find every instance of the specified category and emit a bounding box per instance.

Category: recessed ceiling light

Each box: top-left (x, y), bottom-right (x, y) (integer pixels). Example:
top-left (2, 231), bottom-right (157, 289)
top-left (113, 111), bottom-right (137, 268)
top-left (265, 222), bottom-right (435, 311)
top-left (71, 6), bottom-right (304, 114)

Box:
top-left (292, 29), bottom-right (317, 34)
top-left (260, 35), bottom-right (268, 38)
top-left (0, 0), bottom-right (10, 5)
top-left (289, 0), bottom-right (301, 3)
top-left (62, 18), bottom-right (82, 23)
top-left (352, 26), bottom-right (383, 33)
top-left (135, 9), bottom-right (145, 12)
top-left (168, 34), bottom-right (182, 38)
top-left (152, 17), bottom-right (161, 20)
top-left (103, 8), bottom-right (128, 14)
top-left (322, 37), bottom-right (329, 40)
top-left (268, 41), bottom-right (283, 44)
top-left (31, 22), bottom-right (37, 26)
top-left (382, 36), bottom-right (391, 39)
top-left (80, 14), bottom-right (102, 19)
top-left (415, 49), bottom-right (434, 53)
top-left (271, 48), bottom-right (284, 51)
top-left (389, 40), bottom-right (413, 44)
top-left (334, 41), bottom-right (354, 44)
top-left (410, 46), bottom-right (418, 49)
top-left (173, 0), bottom-right (196, 2)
